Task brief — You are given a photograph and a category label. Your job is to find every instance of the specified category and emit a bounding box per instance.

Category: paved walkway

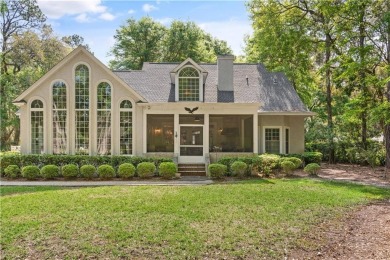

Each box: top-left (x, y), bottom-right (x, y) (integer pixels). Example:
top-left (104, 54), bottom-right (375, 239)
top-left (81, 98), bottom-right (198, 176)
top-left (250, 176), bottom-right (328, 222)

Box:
top-left (0, 176), bottom-right (213, 186)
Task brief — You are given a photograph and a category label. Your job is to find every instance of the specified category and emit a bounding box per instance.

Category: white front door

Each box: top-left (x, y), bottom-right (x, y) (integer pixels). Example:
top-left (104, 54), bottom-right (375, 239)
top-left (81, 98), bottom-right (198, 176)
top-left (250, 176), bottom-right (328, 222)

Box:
top-left (179, 125), bottom-right (204, 163)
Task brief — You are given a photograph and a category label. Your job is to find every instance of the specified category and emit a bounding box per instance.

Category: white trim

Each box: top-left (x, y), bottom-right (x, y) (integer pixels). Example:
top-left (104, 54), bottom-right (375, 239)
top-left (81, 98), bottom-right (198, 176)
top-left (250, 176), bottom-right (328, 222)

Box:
top-left (117, 98), bottom-right (135, 156)
top-left (258, 111), bottom-right (316, 116)
top-left (28, 96), bottom-right (46, 154)
top-left (262, 126), bottom-right (282, 154)
top-left (178, 124), bottom-right (204, 163)
top-left (96, 80), bottom-right (114, 155)
top-left (175, 65), bottom-right (203, 102)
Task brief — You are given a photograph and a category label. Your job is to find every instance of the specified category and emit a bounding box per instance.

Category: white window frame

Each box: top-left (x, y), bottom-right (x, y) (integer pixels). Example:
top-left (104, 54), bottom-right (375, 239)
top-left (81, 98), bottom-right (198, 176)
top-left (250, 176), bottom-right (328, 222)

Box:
top-left (96, 80), bottom-right (113, 155)
top-left (118, 98), bottom-right (134, 156)
top-left (175, 65), bottom-right (203, 102)
top-left (262, 126), bottom-right (282, 154)
top-left (28, 97), bottom-right (46, 154)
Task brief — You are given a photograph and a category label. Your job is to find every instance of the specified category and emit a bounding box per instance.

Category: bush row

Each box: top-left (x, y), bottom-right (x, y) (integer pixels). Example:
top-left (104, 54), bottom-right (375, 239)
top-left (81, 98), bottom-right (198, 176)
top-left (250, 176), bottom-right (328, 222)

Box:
top-left (3, 162), bottom-right (178, 180)
top-left (0, 154), bottom-right (173, 176)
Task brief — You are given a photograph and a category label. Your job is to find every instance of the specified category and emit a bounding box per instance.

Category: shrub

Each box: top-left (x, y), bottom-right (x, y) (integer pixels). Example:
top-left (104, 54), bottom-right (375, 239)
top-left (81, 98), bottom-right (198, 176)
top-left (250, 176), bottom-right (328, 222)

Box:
top-left (118, 163), bottom-right (136, 178)
top-left (62, 164), bottom-right (79, 179)
top-left (302, 152), bottom-right (323, 164)
top-left (40, 165), bottom-right (59, 179)
top-left (230, 161), bottom-right (247, 178)
top-left (4, 165), bottom-right (20, 178)
top-left (137, 162), bottom-right (156, 178)
top-left (304, 163), bottom-right (321, 176)
top-left (158, 162), bottom-right (177, 179)
top-left (98, 165), bottom-right (116, 179)
top-left (208, 163), bottom-right (227, 179)
top-left (80, 165), bottom-right (96, 179)
top-left (281, 160), bottom-right (296, 176)
top-left (258, 154), bottom-right (280, 175)
top-left (21, 166), bottom-right (40, 180)
top-left (281, 157), bottom-right (302, 169)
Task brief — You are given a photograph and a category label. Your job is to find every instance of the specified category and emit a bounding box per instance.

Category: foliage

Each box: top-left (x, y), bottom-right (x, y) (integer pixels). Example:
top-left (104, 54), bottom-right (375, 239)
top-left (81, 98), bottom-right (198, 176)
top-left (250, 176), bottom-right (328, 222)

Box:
top-left (258, 154), bottom-right (280, 175)
top-left (280, 161), bottom-right (296, 176)
top-left (80, 165), bottom-right (96, 179)
top-left (118, 163), bottom-right (136, 178)
top-left (208, 163), bottom-right (227, 179)
top-left (137, 162), bottom-right (156, 178)
top-left (304, 163), bottom-right (321, 176)
top-left (21, 165), bottom-right (40, 180)
top-left (217, 156), bottom-right (261, 176)
top-left (158, 162), bottom-right (177, 179)
top-left (280, 157), bottom-right (302, 169)
top-left (61, 164), bottom-right (79, 179)
top-left (97, 165), bottom-right (116, 179)
top-left (40, 165), bottom-right (59, 179)
top-left (302, 152), bottom-right (323, 165)
top-left (230, 161), bottom-right (248, 178)
top-left (4, 165), bottom-right (20, 178)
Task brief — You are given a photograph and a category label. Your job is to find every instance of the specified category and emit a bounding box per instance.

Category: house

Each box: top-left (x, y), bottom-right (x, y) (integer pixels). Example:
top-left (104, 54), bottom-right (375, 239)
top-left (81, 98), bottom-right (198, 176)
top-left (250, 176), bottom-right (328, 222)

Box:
top-left (13, 46), bottom-right (314, 165)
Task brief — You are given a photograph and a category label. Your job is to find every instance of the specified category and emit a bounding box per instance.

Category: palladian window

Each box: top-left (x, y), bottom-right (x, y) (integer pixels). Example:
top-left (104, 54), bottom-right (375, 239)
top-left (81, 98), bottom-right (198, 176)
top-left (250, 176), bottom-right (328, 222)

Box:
top-left (147, 115), bottom-right (174, 152)
top-left (97, 82), bottom-right (111, 155)
top-left (75, 64), bottom-right (89, 154)
top-left (31, 100), bottom-right (44, 154)
top-left (120, 100), bottom-right (133, 155)
top-left (52, 81), bottom-right (67, 154)
top-left (178, 67), bottom-right (200, 101)
top-left (209, 115), bottom-right (253, 152)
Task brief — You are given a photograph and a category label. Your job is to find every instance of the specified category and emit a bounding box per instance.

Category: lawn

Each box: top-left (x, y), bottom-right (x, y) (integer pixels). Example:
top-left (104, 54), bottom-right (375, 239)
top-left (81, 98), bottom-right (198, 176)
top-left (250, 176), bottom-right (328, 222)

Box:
top-left (1, 179), bottom-right (389, 259)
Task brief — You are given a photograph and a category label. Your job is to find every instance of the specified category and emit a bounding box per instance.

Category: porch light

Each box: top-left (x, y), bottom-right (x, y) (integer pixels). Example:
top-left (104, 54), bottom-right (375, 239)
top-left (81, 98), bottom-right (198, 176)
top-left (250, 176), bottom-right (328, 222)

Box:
top-left (154, 128), bottom-right (161, 135)
top-left (194, 116), bottom-right (200, 122)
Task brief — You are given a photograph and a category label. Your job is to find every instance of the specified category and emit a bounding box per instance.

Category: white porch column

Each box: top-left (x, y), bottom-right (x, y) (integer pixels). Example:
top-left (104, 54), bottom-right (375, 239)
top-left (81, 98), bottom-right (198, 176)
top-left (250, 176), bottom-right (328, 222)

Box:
top-left (174, 113), bottom-right (179, 155)
top-left (253, 113), bottom-right (258, 154)
top-left (204, 113), bottom-right (209, 157)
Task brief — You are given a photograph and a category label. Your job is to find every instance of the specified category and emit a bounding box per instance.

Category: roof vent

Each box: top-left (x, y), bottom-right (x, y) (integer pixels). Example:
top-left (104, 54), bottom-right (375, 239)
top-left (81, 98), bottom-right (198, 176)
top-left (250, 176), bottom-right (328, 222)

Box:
top-left (273, 78), bottom-right (277, 84)
top-left (246, 75), bottom-right (249, 86)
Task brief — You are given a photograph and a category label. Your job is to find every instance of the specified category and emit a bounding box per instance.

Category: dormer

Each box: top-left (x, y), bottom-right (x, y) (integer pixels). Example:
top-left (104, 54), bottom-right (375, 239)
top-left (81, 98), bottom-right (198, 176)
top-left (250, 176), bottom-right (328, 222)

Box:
top-left (170, 58), bottom-right (208, 102)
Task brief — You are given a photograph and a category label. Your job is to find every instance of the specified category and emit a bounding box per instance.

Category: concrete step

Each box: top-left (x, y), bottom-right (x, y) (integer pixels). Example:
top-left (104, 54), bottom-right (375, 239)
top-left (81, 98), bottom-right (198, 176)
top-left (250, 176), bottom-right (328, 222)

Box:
top-left (178, 164), bottom-right (206, 176)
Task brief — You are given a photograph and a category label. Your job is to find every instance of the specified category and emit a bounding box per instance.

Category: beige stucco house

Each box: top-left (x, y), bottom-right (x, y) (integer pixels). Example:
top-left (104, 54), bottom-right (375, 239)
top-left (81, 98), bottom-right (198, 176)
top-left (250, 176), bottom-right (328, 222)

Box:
top-left (14, 46), bottom-right (314, 165)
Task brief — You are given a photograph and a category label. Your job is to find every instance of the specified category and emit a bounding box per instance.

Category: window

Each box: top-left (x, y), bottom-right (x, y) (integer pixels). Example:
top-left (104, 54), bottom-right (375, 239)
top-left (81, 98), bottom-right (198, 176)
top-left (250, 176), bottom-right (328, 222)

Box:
top-left (75, 64), bottom-right (89, 154)
top-left (147, 115), bottom-right (174, 152)
top-left (52, 81), bottom-right (67, 154)
top-left (209, 115), bottom-right (253, 152)
top-left (264, 128), bottom-right (280, 154)
top-left (31, 100), bottom-right (44, 154)
top-left (285, 128), bottom-right (290, 154)
top-left (97, 82), bottom-right (111, 155)
top-left (178, 67), bottom-right (200, 101)
top-left (120, 100), bottom-right (133, 155)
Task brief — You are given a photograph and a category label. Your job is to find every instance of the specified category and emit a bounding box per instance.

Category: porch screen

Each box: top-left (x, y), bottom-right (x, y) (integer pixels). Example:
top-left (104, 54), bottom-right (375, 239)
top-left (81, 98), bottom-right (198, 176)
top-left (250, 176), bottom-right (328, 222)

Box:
top-left (147, 115), bottom-right (174, 152)
top-left (209, 115), bottom-right (253, 152)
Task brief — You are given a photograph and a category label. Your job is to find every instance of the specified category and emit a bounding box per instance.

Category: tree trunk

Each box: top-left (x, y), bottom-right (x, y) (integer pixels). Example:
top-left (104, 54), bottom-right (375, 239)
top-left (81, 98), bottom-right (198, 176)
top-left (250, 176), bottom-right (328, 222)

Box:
top-left (359, 8), bottom-right (368, 149)
top-left (325, 33), bottom-right (335, 163)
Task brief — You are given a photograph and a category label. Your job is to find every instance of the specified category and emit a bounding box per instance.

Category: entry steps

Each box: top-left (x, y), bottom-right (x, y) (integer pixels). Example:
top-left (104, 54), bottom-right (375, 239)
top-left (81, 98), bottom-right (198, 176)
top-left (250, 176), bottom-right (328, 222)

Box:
top-left (178, 164), bottom-right (206, 176)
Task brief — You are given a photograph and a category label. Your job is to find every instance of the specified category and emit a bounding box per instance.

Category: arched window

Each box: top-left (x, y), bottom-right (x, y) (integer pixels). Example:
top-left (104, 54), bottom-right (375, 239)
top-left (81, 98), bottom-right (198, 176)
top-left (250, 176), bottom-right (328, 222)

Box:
top-left (52, 81), bottom-right (67, 154)
top-left (97, 82), bottom-right (111, 155)
top-left (31, 100), bottom-right (44, 154)
top-left (119, 100), bottom-right (132, 155)
top-left (178, 67), bottom-right (200, 101)
top-left (75, 64), bottom-right (89, 154)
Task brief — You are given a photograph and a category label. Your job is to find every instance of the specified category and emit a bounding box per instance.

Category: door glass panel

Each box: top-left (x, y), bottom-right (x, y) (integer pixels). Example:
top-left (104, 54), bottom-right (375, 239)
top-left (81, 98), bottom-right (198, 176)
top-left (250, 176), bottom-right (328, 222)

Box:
top-left (180, 147), bottom-right (203, 156)
top-left (180, 127), bottom-right (203, 145)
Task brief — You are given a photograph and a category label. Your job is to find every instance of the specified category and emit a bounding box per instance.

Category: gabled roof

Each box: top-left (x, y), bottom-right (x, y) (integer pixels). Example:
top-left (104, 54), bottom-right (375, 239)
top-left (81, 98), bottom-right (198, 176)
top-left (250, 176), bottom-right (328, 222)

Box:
top-left (114, 62), bottom-right (312, 113)
top-left (13, 46), bottom-right (146, 103)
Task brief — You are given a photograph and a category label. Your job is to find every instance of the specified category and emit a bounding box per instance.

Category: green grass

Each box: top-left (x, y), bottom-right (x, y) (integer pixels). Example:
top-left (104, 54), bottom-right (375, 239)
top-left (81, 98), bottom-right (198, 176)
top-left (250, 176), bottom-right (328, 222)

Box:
top-left (1, 179), bottom-right (389, 259)
top-left (0, 186), bottom-right (70, 196)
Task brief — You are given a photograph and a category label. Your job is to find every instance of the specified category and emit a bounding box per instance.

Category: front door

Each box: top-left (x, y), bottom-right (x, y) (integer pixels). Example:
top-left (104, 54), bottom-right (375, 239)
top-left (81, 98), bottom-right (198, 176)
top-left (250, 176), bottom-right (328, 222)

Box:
top-left (179, 125), bottom-right (204, 163)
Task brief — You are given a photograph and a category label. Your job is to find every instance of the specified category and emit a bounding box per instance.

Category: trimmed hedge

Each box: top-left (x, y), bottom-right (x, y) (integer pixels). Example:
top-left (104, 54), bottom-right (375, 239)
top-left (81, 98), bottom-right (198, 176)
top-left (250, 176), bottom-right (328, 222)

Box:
top-left (62, 164), bottom-right (79, 179)
top-left (118, 163), bottom-right (136, 178)
top-left (137, 162), bottom-right (156, 178)
top-left (208, 163), bottom-right (227, 179)
top-left (40, 165), bottom-right (59, 179)
top-left (230, 161), bottom-right (247, 178)
top-left (22, 166), bottom-right (40, 180)
top-left (281, 160), bottom-right (296, 175)
top-left (98, 165), bottom-right (116, 179)
top-left (304, 163), bottom-right (321, 176)
top-left (4, 165), bottom-right (20, 179)
top-left (217, 156), bottom-right (261, 176)
top-left (258, 154), bottom-right (280, 175)
top-left (158, 162), bottom-right (177, 179)
top-left (80, 165), bottom-right (96, 179)
top-left (280, 157), bottom-right (302, 169)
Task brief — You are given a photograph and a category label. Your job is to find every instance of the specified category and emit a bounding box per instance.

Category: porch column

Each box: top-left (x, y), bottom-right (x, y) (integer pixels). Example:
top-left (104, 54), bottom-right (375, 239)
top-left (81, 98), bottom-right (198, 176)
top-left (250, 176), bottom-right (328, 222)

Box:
top-left (253, 113), bottom-right (258, 154)
top-left (174, 113), bottom-right (179, 155)
top-left (204, 113), bottom-right (209, 156)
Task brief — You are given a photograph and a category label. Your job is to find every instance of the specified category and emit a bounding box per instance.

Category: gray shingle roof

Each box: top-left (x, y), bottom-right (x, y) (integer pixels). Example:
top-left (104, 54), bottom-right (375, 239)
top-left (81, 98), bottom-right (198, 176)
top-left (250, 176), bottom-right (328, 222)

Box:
top-left (113, 62), bottom-right (310, 112)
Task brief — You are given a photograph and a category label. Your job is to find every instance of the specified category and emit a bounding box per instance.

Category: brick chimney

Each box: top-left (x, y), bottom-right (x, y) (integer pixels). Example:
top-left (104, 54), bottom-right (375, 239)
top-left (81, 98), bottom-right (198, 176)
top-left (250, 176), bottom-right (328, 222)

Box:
top-left (217, 55), bottom-right (234, 91)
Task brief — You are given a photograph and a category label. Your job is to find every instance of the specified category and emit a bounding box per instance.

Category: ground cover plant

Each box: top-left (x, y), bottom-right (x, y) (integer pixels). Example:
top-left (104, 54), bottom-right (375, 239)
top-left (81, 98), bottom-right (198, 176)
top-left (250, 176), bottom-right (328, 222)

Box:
top-left (1, 179), bottom-right (389, 259)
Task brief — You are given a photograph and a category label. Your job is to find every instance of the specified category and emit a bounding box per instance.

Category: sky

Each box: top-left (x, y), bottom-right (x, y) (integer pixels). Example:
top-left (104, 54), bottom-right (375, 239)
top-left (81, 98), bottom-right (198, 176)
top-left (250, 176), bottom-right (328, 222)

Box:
top-left (36, 0), bottom-right (253, 65)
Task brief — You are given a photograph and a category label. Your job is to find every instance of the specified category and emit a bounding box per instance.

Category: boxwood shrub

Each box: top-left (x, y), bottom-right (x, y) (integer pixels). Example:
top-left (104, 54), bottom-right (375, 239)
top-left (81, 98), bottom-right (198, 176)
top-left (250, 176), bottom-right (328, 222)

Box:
top-left (118, 163), bottom-right (136, 178)
top-left (230, 161), bottom-right (247, 178)
top-left (80, 164), bottom-right (96, 179)
top-left (40, 165), bottom-right (59, 179)
top-left (304, 163), bottom-right (321, 176)
top-left (137, 162), bottom-right (156, 178)
top-left (302, 152), bottom-right (323, 164)
top-left (98, 165), bottom-right (116, 179)
top-left (22, 165), bottom-right (40, 180)
top-left (280, 160), bottom-right (296, 176)
top-left (62, 164), bottom-right (79, 179)
top-left (4, 165), bottom-right (20, 179)
top-left (281, 157), bottom-right (302, 169)
top-left (158, 162), bottom-right (177, 179)
top-left (208, 163), bottom-right (227, 179)
top-left (258, 154), bottom-right (280, 175)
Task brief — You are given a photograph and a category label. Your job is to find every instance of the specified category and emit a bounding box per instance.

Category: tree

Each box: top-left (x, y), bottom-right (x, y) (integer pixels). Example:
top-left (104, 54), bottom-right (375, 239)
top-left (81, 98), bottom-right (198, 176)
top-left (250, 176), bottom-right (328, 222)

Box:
top-left (109, 17), bottom-right (166, 70)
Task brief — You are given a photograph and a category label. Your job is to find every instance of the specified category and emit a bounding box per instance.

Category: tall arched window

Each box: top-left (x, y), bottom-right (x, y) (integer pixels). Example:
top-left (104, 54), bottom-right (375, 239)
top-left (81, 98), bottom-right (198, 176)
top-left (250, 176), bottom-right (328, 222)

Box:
top-left (97, 82), bottom-right (111, 155)
top-left (31, 100), bottom-right (44, 154)
top-left (178, 67), bottom-right (200, 101)
top-left (119, 100), bottom-right (132, 155)
top-left (52, 81), bottom-right (67, 154)
top-left (75, 64), bottom-right (89, 154)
